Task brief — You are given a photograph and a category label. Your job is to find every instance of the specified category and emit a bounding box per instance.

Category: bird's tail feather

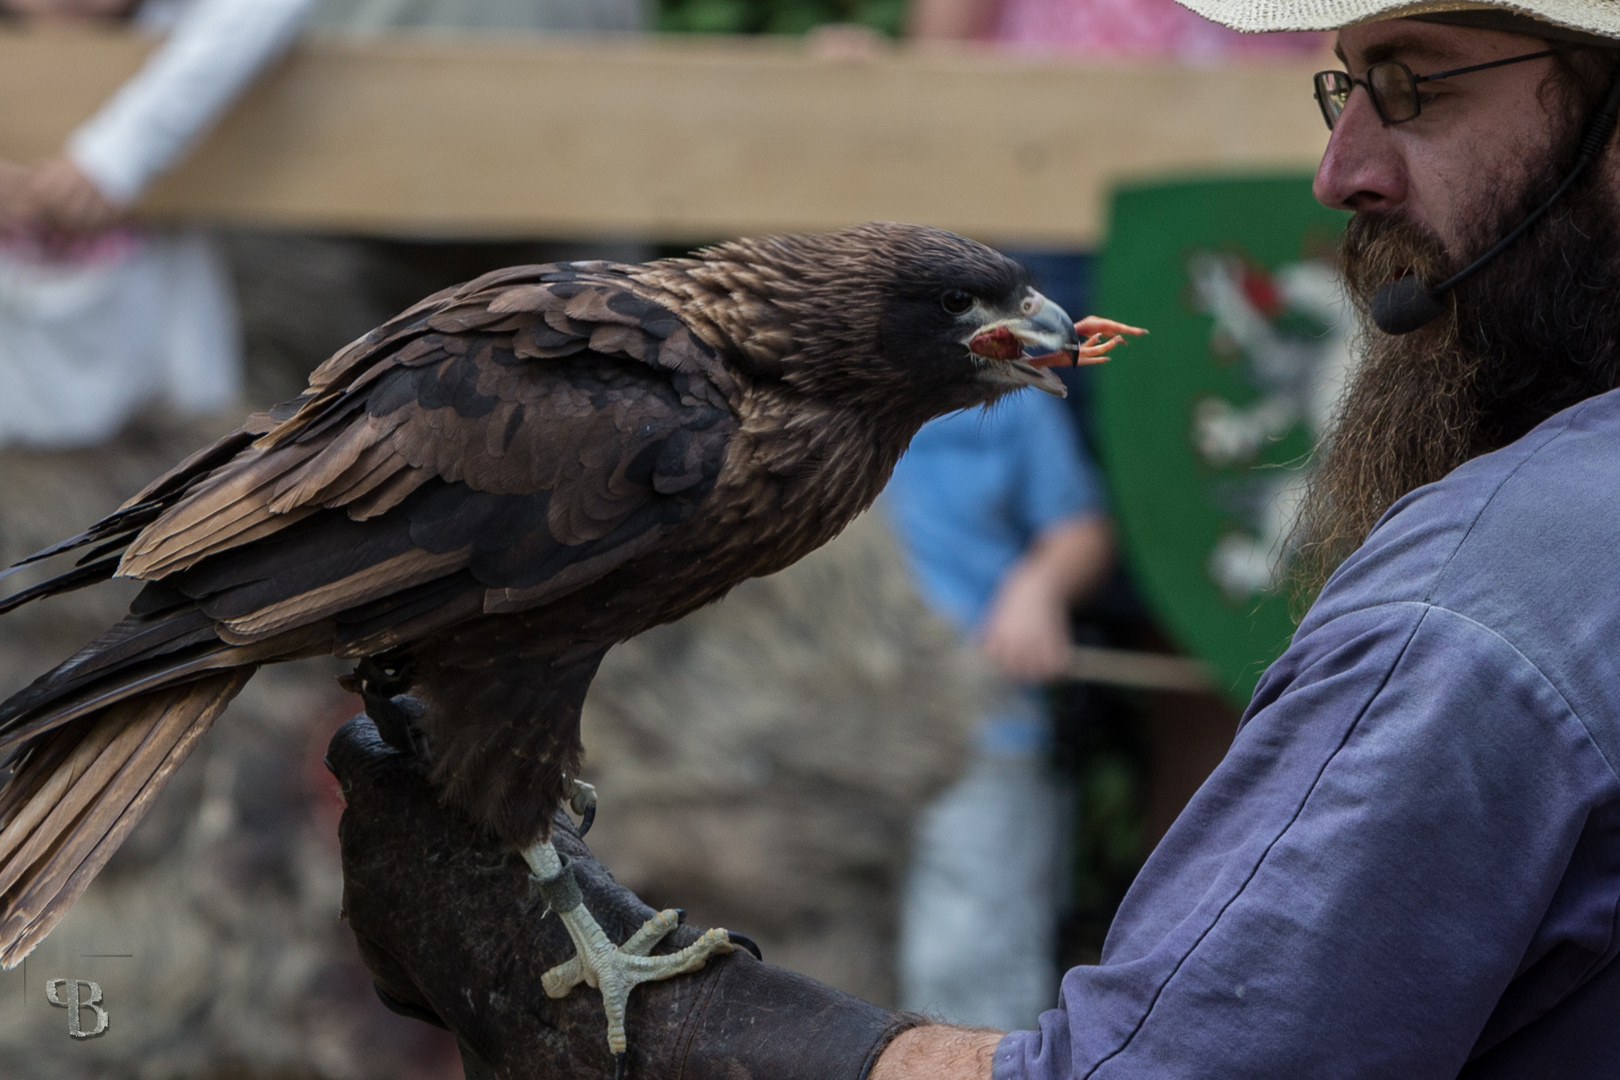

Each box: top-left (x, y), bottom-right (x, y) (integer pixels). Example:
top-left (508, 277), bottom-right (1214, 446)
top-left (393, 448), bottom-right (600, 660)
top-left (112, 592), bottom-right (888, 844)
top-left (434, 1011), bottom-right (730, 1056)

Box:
top-left (0, 669), bottom-right (252, 967)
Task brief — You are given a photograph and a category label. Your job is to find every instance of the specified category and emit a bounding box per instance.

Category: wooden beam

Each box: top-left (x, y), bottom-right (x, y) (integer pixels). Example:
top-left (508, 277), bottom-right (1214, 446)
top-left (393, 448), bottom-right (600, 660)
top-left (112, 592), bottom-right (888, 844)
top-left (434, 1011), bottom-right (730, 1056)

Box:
top-left (0, 28), bottom-right (1329, 245)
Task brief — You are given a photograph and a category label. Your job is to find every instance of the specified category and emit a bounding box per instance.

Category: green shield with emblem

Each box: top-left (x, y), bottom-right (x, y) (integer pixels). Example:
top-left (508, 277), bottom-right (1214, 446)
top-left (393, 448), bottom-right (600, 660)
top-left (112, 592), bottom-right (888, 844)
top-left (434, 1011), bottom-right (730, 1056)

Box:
top-left (1093, 176), bottom-right (1351, 706)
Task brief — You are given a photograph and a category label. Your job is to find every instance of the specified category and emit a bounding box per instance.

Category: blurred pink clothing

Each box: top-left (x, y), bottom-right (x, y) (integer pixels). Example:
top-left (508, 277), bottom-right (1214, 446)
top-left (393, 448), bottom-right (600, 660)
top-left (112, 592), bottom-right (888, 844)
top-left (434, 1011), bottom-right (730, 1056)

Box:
top-left (993, 0), bottom-right (1323, 58)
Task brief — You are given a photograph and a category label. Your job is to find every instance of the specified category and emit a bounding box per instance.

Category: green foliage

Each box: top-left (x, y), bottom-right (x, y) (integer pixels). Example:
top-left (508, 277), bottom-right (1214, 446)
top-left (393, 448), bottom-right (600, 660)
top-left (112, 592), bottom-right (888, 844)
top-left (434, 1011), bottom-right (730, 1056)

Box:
top-left (656, 0), bottom-right (906, 38)
top-left (1049, 679), bottom-right (1152, 966)
top-left (1071, 752), bottom-right (1145, 912)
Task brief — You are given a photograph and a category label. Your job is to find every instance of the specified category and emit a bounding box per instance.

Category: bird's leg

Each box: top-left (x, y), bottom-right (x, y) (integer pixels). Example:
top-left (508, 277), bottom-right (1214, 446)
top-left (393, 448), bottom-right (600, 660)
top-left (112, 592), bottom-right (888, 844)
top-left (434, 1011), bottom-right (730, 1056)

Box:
top-left (523, 838), bottom-right (733, 1075)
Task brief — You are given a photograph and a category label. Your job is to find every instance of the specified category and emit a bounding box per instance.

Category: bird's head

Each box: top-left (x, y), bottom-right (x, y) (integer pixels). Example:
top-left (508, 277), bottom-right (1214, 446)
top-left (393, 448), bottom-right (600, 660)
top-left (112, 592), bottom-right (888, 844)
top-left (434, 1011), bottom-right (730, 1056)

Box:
top-left (638, 223), bottom-right (1080, 417)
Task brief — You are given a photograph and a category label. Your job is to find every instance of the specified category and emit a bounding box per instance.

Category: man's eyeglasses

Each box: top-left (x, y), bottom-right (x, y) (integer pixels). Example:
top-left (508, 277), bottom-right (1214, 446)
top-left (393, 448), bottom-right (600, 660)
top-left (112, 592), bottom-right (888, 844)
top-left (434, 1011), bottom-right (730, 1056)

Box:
top-left (1313, 49), bottom-right (1555, 130)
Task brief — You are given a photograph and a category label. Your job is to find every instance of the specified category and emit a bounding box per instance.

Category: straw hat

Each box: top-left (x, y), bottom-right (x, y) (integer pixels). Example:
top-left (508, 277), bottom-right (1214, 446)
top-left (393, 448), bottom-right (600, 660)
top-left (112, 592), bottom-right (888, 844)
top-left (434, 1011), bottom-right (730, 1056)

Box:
top-left (1174, 0), bottom-right (1620, 43)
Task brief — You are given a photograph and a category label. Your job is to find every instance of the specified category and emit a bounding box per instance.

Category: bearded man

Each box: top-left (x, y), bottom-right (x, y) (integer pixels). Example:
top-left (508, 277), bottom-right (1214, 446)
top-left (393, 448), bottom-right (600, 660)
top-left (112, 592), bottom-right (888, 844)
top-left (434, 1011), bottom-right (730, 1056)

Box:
top-left (326, 3), bottom-right (1620, 1078)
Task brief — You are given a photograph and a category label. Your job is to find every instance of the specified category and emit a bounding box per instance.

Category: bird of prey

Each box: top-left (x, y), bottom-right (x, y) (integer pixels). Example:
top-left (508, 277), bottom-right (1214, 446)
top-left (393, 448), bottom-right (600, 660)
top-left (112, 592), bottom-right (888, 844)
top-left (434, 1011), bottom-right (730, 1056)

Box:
top-left (0, 223), bottom-right (1131, 1065)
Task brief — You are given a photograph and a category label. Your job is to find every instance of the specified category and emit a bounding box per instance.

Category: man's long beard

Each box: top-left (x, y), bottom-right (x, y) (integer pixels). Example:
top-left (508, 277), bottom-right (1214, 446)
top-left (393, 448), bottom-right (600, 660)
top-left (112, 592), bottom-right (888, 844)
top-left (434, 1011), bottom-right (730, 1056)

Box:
top-left (1289, 153), bottom-right (1620, 605)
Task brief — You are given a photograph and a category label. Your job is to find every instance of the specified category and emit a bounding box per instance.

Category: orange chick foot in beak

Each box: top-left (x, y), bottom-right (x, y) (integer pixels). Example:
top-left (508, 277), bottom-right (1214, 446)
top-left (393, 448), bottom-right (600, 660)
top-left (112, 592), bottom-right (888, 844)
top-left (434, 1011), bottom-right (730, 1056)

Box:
top-left (1063, 315), bottom-right (1148, 367)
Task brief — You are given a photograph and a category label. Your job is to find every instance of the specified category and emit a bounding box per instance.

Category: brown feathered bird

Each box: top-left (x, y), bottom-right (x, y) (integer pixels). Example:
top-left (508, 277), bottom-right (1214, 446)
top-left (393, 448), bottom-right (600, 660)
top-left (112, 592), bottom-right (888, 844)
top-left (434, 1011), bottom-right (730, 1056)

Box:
top-left (0, 222), bottom-right (1113, 1061)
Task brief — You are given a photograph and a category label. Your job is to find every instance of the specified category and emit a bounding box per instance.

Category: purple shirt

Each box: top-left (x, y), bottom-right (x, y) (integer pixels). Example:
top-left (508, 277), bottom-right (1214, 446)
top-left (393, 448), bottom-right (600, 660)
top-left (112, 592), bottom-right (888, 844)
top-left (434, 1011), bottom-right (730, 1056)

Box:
top-left (996, 389), bottom-right (1620, 1079)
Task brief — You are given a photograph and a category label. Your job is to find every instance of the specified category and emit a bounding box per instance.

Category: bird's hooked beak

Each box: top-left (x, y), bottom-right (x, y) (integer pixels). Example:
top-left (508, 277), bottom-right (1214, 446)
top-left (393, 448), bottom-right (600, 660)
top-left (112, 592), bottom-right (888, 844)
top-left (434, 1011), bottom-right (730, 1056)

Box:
top-left (966, 289), bottom-right (1081, 398)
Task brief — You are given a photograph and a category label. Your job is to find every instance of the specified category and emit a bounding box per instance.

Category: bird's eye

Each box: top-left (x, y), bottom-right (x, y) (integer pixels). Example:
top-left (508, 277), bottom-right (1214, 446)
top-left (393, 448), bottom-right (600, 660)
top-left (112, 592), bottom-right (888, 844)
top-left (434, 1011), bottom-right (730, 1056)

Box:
top-left (941, 290), bottom-right (974, 316)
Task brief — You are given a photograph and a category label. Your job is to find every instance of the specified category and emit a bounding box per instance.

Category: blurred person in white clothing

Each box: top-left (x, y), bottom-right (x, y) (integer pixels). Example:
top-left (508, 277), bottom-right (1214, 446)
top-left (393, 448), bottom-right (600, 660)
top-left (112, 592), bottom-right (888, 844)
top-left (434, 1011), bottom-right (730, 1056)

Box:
top-left (0, 0), bottom-right (319, 449)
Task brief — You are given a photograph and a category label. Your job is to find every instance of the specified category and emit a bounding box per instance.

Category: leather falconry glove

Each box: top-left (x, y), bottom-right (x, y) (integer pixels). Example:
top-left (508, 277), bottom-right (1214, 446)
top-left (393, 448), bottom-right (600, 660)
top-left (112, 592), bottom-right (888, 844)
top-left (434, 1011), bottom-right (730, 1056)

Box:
top-left (325, 715), bottom-right (924, 1080)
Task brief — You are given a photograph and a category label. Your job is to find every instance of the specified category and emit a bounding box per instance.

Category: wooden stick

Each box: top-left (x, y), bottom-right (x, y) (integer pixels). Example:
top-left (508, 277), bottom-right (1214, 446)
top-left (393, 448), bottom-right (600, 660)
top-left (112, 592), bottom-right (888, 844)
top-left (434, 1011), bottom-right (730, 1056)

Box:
top-left (1066, 645), bottom-right (1215, 693)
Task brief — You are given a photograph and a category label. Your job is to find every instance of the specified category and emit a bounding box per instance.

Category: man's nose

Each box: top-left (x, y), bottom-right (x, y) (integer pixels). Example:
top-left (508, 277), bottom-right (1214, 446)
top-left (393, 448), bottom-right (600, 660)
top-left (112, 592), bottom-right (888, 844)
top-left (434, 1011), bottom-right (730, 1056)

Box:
top-left (1313, 85), bottom-right (1407, 212)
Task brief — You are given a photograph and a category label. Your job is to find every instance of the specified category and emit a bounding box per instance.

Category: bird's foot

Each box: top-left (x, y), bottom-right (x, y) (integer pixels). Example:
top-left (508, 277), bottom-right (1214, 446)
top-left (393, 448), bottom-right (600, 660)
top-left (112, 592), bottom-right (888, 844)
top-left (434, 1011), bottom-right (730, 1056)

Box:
top-left (544, 906), bottom-right (733, 1060)
top-left (524, 839), bottom-right (733, 1075)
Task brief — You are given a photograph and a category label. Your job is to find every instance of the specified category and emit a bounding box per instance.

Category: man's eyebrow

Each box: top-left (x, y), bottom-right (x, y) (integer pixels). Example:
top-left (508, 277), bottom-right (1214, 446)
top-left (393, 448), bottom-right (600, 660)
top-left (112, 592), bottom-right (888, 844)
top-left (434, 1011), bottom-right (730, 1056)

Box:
top-left (1352, 32), bottom-right (1468, 69)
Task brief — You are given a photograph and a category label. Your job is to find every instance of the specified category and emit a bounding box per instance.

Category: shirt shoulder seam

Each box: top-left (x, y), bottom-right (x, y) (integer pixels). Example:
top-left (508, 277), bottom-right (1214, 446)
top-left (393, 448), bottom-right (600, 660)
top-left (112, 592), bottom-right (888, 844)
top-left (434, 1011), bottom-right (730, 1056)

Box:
top-left (1424, 406), bottom-right (1586, 602)
top-left (1303, 599), bottom-right (1618, 784)
top-left (1418, 601), bottom-right (1620, 785)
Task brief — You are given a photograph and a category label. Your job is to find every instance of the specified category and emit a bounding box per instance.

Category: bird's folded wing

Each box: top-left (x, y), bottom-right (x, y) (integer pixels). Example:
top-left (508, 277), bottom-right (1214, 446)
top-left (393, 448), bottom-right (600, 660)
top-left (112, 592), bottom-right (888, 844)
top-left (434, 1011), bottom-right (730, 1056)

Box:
top-left (39, 264), bottom-right (738, 660)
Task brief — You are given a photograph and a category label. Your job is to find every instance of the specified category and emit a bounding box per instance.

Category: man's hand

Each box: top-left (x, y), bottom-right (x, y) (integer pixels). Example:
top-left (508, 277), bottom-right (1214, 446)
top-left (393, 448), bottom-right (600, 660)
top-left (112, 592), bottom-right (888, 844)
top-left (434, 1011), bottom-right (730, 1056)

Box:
top-left (0, 1), bottom-right (139, 18)
top-left (980, 562), bottom-right (1076, 682)
top-left (22, 156), bottom-right (124, 235)
top-left (326, 713), bottom-right (922, 1079)
top-left (979, 515), bottom-right (1112, 683)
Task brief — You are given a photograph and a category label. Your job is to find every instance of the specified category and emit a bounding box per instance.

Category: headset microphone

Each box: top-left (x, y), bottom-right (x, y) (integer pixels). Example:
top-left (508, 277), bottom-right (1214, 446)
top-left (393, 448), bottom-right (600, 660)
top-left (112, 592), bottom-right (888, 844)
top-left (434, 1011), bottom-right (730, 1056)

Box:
top-left (1371, 68), bottom-right (1620, 336)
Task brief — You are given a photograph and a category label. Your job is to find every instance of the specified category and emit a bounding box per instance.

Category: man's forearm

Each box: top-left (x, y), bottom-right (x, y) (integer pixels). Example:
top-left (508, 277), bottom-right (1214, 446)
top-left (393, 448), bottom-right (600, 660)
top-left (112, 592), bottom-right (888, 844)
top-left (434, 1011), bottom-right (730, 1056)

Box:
top-left (871, 1025), bottom-right (1002, 1080)
top-left (1017, 514), bottom-right (1113, 607)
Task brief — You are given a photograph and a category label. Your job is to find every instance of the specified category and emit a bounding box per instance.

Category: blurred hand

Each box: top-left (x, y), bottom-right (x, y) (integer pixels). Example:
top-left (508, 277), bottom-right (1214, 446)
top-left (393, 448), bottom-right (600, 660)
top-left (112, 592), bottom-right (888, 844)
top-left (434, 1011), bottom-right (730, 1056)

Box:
top-left (24, 156), bottom-right (125, 235)
top-left (805, 23), bottom-right (888, 61)
top-left (979, 563), bottom-right (1075, 683)
top-left (977, 515), bottom-right (1113, 684)
top-left (0, 0), bottom-right (138, 20)
top-left (906, 0), bottom-right (997, 40)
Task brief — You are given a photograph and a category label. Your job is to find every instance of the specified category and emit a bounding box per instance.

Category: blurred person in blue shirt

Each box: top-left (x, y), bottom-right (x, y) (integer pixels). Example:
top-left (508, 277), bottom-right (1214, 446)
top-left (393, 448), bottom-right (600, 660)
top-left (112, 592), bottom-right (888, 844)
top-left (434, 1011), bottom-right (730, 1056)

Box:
top-left (883, 382), bottom-right (1114, 1031)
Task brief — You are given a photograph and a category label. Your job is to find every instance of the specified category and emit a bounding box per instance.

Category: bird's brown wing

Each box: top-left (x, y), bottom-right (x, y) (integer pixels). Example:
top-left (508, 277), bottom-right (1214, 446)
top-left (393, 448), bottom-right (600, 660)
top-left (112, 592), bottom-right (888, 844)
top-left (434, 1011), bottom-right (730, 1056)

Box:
top-left (0, 263), bottom-right (737, 741)
top-left (0, 267), bottom-right (738, 951)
